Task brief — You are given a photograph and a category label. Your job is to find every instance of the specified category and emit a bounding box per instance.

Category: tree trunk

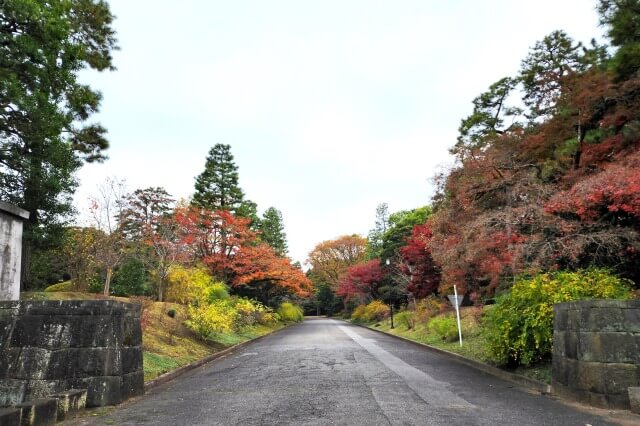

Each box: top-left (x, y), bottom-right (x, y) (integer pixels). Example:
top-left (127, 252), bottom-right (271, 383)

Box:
top-left (157, 276), bottom-right (164, 302)
top-left (573, 111), bottom-right (585, 169)
top-left (103, 267), bottom-right (113, 296)
top-left (20, 235), bottom-right (32, 292)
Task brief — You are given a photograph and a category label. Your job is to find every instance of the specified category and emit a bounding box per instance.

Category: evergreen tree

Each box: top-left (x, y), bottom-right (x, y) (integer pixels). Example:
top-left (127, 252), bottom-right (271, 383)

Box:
top-left (366, 203), bottom-right (389, 259)
top-left (192, 144), bottom-right (245, 213)
top-left (0, 0), bottom-right (117, 289)
top-left (598, 0), bottom-right (640, 80)
top-left (519, 30), bottom-right (584, 119)
top-left (258, 207), bottom-right (288, 256)
top-left (236, 199), bottom-right (261, 229)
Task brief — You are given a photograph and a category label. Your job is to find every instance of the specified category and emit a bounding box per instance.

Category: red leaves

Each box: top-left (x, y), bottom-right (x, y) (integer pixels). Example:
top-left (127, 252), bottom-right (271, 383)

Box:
top-left (173, 206), bottom-right (254, 269)
top-left (545, 162), bottom-right (640, 222)
top-left (336, 259), bottom-right (384, 302)
top-left (232, 243), bottom-right (312, 297)
top-left (399, 222), bottom-right (441, 298)
top-left (173, 205), bottom-right (312, 298)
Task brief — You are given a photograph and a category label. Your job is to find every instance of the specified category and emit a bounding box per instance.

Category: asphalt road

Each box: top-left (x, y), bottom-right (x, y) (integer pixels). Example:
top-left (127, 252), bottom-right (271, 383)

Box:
top-left (72, 318), bottom-right (619, 425)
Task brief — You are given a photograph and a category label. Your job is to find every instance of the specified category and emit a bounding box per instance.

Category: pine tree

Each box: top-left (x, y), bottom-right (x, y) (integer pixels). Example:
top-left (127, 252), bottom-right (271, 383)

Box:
top-left (598, 0), bottom-right (640, 80)
top-left (192, 144), bottom-right (245, 213)
top-left (258, 207), bottom-right (288, 256)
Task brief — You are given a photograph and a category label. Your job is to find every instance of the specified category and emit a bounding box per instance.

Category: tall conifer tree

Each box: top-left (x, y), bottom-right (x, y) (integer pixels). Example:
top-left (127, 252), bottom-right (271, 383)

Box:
top-left (192, 144), bottom-right (245, 213)
top-left (0, 0), bottom-right (118, 289)
top-left (259, 207), bottom-right (288, 256)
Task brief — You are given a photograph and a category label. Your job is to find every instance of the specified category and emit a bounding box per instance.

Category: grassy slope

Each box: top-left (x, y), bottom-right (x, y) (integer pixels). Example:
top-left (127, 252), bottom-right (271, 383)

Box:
top-left (364, 306), bottom-right (552, 384)
top-left (20, 292), bottom-right (284, 381)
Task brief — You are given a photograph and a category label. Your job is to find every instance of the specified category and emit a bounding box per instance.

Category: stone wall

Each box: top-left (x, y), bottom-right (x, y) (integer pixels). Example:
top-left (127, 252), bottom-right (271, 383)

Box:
top-left (552, 299), bottom-right (640, 409)
top-left (0, 300), bottom-right (144, 407)
top-left (0, 201), bottom-right (29, 301)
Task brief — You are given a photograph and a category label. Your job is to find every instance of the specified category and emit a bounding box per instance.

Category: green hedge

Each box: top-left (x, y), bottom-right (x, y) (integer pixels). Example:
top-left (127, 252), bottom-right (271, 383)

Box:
top-left (483, 268), bottom-right (633, 366)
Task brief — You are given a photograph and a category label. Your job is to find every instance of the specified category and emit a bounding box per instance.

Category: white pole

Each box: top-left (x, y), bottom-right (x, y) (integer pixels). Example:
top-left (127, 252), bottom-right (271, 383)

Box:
top-left (454, 285), bottom-right (463, 346)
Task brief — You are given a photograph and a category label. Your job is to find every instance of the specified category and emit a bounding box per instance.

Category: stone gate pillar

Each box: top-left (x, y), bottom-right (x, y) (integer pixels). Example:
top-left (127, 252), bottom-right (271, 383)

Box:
top-left (553, 299), bottom-right (640, 409)
top-left (0, 201), bottom-right (29, 301)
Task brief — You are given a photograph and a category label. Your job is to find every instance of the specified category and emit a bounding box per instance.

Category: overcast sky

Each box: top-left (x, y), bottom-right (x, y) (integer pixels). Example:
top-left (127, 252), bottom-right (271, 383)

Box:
top-left (76, 0), bottom-right (604, 265)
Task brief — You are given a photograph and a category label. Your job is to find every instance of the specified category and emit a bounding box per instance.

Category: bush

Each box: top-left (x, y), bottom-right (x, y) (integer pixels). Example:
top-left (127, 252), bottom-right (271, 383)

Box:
top-left (363, 300), bottom-right (389, 322)
top-left (44, 280), bottom-right (75, 292)
top-left (234, 298), bottom-right (273, 327)
top-left (87, 275), bottom-right (103, 293)
top-left (185, 300), bottom-right (238, 339)
top-left (277, 302), bottom-right (304, 322)
top-left (416, 296), bottom-right (443, 323)
top-left (257, 310), bottom-right (280, 325)
top-left (351, 304), bottom-right (367, 323)
top-left (166, 265), bottom-right (223, 305)
top-left (207, 283), bottom-right (230, 302)
top-left (350, 300), bottom-right (390, 323)
top-left (395, 310), bottom-right (416, 330)
top-left (112, 258), bottom-right (148, 296)
top-left (427, 315), bottom-right (458, 342)
top-left (484, 268), bottom-right (633, 366)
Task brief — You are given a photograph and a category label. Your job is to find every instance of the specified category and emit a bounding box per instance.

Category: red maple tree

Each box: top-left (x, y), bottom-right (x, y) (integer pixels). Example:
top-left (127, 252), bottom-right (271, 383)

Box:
top-left (336, 259), bottom-right (385, 303)
top-left (399, 222), bottom-right (441, 299)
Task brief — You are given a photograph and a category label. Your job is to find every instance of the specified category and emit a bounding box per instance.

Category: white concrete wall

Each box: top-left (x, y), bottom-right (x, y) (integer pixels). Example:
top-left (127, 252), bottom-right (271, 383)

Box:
top-left (0, 202), bottom-right (29, 300)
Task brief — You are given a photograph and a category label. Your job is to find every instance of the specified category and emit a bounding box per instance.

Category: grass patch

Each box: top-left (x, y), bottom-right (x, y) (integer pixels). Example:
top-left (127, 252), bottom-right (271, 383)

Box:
top-left (510, 361), bottom-right (552, 383)
top-left (209, 323), bottom-right (284, 347)
top-left (21, 291), bottom-right (102, 301)
top-left (143, 352), bottom-right (182, 381)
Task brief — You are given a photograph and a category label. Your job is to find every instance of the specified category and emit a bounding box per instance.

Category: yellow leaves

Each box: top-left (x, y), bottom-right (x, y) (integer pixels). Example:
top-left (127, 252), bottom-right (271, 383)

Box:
top-left (186, 301), bottom-right (236, 337)
top-left (165, 265), bottom-right (222, 305)
top-left (184, 293), bottom-right (280, 338)
top-left (277, 302), bottom-right (303, 322)
top-left (351, 300), bottom-right (390, 323)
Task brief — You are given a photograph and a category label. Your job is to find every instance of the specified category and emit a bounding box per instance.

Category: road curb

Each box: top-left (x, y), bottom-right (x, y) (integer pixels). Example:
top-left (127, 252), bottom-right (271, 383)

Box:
top-left (353, 322), bottom-right (552, 395)
top-left (144, 323), bottom-right (293, 391)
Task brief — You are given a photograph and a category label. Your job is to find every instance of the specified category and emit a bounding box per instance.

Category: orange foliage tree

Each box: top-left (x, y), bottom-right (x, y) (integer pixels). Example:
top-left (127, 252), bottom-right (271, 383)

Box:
top-left (231, 243), bottom-right (312, 304)
top-left (173, 205), bottom-right (312, 305)
top-left (306, 235), bottom-right (368, 290)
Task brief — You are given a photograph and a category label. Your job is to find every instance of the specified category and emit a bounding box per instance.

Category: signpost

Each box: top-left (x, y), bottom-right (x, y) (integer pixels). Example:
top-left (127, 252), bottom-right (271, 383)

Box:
top-left (447, 286), bottom-right (463, 346)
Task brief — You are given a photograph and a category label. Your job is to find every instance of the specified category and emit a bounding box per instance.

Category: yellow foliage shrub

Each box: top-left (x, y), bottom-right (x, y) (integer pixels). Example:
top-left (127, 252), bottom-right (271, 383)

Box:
top-left (363, 300), bottom-right (389, 322)
top-left (166, 265), bottom-right (223, 305)
top-left (185, 300), bottom-right (238, 339)
top-left (351, 304), bottom-right (367, 322)
top-left (233, 298), bottom-right (270, 326)
top-left (277, 302), bottom-right (303, 322)
top-left (352, 300), bottom-right (389, 323)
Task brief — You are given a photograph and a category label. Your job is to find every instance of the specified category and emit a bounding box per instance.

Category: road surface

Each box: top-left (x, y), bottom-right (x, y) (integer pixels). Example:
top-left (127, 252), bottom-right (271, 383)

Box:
top-left (71, 318), bottom-right (619, 425)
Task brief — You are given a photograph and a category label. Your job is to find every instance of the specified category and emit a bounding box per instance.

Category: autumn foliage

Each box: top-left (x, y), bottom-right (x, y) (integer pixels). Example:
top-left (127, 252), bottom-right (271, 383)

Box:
top-left (545, 157), bottom-right (640, 222)
top-left (399, 222), bottom-right (440, 298)
top-left (170, 205), bottom-right (312, 304)
top-left (306, 235), bottom-right (368, 290)
top-left (336, 259), bottom-right (385, 303)
top-left (426, 24), bottom-right (640, 296)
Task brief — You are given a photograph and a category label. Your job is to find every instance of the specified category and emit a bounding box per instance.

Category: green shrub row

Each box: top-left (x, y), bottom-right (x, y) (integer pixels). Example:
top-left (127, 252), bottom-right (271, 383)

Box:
top-left (483, 268), bottom-right (633, 366)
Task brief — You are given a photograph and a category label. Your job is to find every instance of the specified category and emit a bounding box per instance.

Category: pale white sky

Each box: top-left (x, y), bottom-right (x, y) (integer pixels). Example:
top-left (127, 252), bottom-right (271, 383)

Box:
top-left (76, 0), bottom-right (604, 265)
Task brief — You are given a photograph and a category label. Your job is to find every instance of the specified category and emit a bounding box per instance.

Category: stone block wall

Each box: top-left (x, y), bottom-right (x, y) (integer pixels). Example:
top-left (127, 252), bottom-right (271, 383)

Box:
top-left (0, 300), bottom-right (144, 407)
top-left (552, 299), bottom-right (640, 409)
